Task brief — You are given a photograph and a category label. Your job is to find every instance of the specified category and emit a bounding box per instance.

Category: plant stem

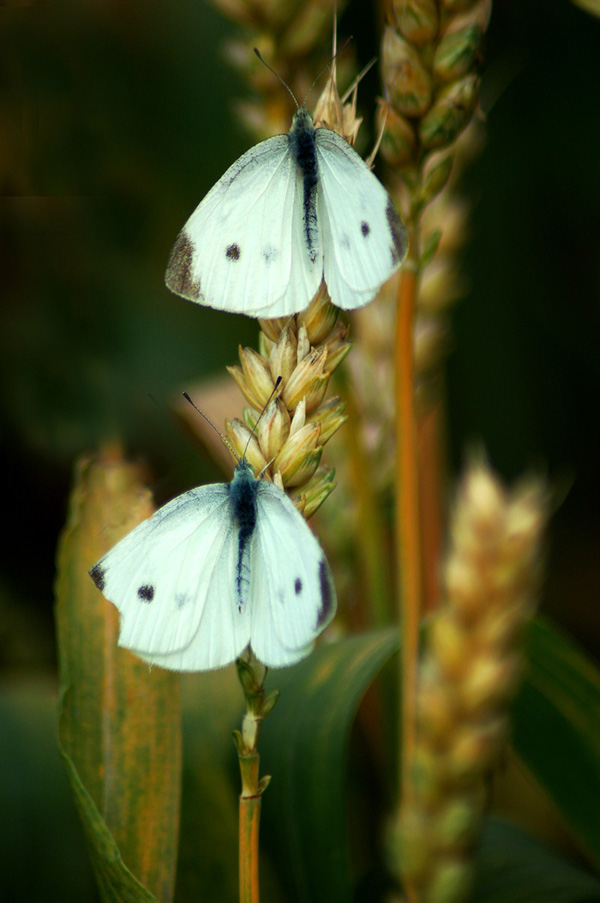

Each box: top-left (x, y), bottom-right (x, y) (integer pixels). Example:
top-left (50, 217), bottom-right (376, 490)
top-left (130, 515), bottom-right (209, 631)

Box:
top-left (235, 658), bottom-right (275, 903)
top-left (395, 232), bottom-right (422, 808)
top-left (239, 751), bottom-right (261, 903)
top-left (395, 237), bottom-right (422, 903)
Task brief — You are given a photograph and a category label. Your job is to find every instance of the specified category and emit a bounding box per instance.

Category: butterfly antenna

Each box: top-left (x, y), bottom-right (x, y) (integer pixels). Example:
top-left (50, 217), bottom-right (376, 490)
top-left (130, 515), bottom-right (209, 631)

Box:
top-left (254, 49), bottom-right (299, 109)
top-left (304, 35), bottom-right (353, 105)
top-left (255, 40), bottom-right (352, 110)
top-left (183, 377), bottom-right (282, 467)
top-left (241, 376), bottom-right (283, 462)
top-left (182, 392), bottom-right (240, 463)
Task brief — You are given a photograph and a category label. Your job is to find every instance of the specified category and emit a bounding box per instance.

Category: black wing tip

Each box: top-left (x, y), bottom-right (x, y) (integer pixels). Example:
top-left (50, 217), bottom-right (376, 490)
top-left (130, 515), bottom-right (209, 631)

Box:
top-left (89, 563), bottom-right (106, 592)
top-left (316, 558), bottom-right (336, 629)
top-left (165, 231), bottom-right (203, 301)
top-left (386, 198), bottom-right (409, 267)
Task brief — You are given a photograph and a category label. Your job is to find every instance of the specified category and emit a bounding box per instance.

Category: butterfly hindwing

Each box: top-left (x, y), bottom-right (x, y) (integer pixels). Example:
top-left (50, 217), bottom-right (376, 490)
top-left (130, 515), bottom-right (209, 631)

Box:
top-left (248, 482), bottom-right (336, 667)
top-left (315, 128), bottom-right (408, 310)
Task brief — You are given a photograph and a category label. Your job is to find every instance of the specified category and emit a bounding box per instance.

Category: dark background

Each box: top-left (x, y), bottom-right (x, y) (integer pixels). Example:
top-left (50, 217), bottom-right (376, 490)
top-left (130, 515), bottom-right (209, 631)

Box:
top-left (2, 0), bottom-right (599, 696)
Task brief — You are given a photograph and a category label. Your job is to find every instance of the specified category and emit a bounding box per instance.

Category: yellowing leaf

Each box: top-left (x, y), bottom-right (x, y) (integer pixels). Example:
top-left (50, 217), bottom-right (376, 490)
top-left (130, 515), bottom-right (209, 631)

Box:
top-left (55, 450), bottom-right (181, 903)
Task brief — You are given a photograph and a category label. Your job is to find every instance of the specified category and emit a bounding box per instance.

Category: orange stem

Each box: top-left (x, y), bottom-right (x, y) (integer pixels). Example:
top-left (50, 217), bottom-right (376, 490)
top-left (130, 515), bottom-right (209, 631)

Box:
top-left (239, 752), bottom-right (261, 903)
top-left (394, 250), bottom-right (421, 806)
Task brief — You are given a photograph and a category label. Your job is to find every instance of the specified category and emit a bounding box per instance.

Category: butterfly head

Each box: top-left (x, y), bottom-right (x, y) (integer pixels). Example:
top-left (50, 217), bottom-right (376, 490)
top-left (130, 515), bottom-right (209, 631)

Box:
top-left (290, 106), bottom-right (314, 133)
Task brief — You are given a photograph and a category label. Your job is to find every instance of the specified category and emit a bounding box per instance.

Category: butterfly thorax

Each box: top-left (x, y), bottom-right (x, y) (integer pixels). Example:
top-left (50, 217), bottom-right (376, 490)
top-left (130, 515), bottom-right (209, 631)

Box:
top-left (288, 107), bottom-right (319, 264)
top-left (229, 462), bottom-right (259, 609)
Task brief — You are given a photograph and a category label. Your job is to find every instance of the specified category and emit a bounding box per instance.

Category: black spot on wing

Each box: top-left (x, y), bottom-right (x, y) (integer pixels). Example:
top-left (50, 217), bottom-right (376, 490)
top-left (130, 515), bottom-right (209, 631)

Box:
top-left (294, 577), bottom-right (303, 595)
top-left (137, 584), bottom-right (155, 603)
top-left (89, 563), bottom-right (106, 592)
top-left (316, 558), bottom-right (335, 628)
top-left (361, 220), bottom-right (371, 237)
top-left (165, 231), bottom-right (202, 299)
top-left (226, 243), bottom-right (241, 261)
top-left (386, 198), bottom-right (408, 266)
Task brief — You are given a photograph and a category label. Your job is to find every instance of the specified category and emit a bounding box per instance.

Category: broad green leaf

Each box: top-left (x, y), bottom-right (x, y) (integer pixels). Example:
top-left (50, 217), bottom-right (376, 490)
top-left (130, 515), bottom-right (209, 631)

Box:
top-left (474, 817), bottom-right (600, 903)
top-left (512, 617), bottom-right (600, 869)
top-left (55, 452), bottom-right (181, 903)
top-left (259, 629), bottom-right (399, 903)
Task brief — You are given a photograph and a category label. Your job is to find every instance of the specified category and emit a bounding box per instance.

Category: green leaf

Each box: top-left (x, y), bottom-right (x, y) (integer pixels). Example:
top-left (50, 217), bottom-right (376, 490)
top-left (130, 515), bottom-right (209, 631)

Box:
top-left (259, 629), bottom-right (399, 903)
top-left (55, 453), bottom-right (182, 903)
top-left (59, 755), bottom-right (158, 903)
top-left (512, 617), bottom-right (600, 869)
top-left (474, 817), bottom-right (600, 903)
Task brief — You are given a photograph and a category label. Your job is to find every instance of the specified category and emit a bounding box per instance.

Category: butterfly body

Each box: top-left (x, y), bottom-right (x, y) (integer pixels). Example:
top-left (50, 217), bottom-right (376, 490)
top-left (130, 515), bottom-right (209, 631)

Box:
top-left (288, 108), bottom-right (320, 262)
top-left (165, 107), bottom-right (408, 317)
top-left (90, 462), bottom-right (336, 670)
top-left (229, 461), bottom-right (259, 610)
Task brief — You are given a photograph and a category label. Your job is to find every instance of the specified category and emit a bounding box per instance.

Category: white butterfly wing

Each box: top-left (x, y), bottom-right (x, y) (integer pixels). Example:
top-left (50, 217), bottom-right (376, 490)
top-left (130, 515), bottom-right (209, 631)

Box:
top-left (165, 136), bottom-right (322, 317)
top-left (248, 483), bottom-right (337, 668)
top-left (315, 128), bottom-right (408, 310)
top-left (90, 486), bottom-right (251, 670)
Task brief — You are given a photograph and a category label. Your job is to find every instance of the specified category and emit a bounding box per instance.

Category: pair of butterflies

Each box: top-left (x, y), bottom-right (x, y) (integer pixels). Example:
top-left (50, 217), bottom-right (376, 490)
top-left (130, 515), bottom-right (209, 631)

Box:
top-left (90, 77), bottom-right (407, 671)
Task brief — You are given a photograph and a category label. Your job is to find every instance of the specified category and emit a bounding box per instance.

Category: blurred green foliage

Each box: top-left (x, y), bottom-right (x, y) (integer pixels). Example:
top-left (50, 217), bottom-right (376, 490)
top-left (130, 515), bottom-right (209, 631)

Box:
top-left (5, 621), bottom-right (600, 901)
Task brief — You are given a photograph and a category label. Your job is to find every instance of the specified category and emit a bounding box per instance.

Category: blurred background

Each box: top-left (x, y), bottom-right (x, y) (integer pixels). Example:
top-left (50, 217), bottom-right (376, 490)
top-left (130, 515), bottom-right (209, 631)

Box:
top-left (1, 0), bottom-right (599, 898)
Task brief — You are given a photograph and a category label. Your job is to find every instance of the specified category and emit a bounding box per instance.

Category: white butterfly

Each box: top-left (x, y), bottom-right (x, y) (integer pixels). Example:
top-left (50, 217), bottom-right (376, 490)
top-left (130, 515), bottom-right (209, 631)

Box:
top-left (165, 106), bottom-right (408, 318)
top-left (89, 460), bottom-right (336, 670)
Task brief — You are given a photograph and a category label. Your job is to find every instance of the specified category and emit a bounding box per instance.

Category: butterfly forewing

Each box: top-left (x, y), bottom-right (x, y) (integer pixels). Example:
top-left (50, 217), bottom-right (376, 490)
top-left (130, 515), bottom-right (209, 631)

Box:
top-left (92, 485), bottom-right (249, 667)
top-left (166, 135), bottom-right (321, 316)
